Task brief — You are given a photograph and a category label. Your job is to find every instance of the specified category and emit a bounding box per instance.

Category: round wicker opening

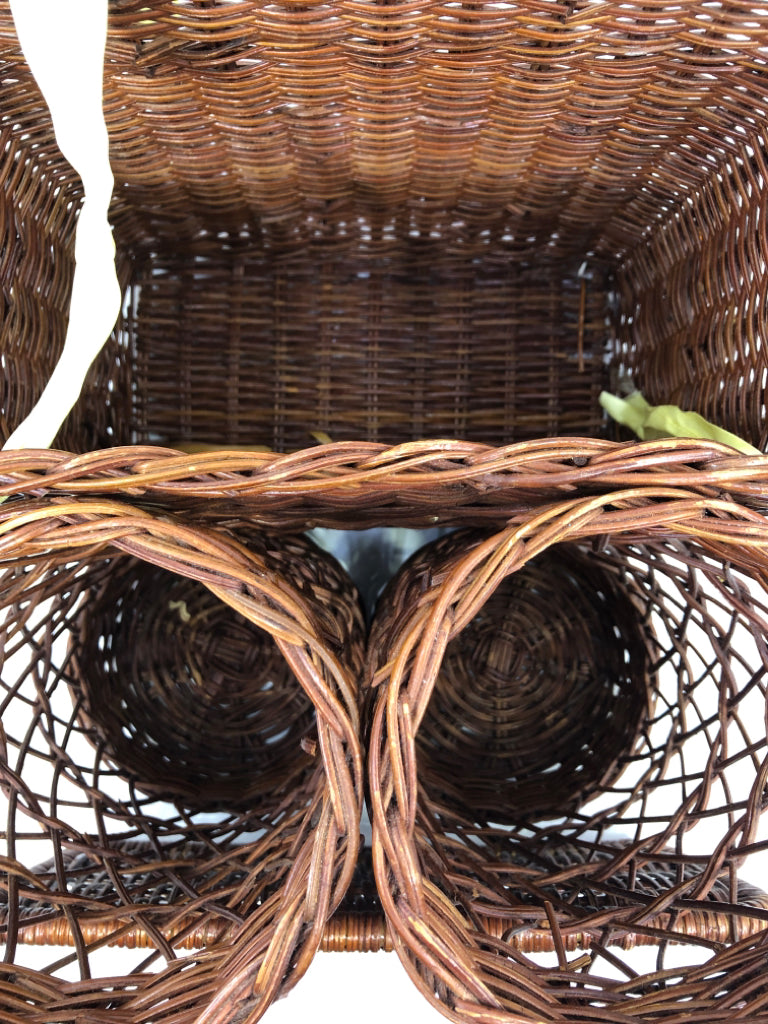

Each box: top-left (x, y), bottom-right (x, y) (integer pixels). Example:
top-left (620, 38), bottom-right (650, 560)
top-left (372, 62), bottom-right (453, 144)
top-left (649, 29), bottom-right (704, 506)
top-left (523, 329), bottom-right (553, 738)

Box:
top-left (366, 490), bottom-right (768, 1023)
top-left (70, 552), bottom-right (326, 811)
top-left (0, 498), bottom-right (365, 1024)
top-left (409, 536), bottom-right (653, 825)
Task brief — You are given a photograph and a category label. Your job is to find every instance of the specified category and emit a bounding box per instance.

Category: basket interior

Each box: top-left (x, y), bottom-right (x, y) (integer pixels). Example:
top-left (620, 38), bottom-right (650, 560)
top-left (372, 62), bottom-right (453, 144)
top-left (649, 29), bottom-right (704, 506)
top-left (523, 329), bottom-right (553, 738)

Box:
top-left (0, 555), bottom-right (303, 977)
top-left (414, 538), bottom-right (655, 825)
top-left (68, 557), bottom-right (319, 810)
top-left (1, 2), bottom-right (767, 451)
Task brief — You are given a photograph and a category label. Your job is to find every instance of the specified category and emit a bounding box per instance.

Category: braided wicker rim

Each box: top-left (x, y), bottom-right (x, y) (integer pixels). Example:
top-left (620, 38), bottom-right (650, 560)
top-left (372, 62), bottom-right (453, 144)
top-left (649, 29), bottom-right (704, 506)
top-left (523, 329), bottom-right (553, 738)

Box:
top-left (0, 496), bottom-right (363, 1024)
top-left (0, 438), bottom-right (766, 530)
top-left (366, 487), bottom-right (768, 1023)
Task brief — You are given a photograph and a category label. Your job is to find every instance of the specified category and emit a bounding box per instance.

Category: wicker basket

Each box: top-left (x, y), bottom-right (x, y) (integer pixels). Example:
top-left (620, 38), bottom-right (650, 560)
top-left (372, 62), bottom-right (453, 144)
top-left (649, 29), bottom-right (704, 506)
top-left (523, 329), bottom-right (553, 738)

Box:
top-left (2, 1), bottom-right (768, 1022)
top-left (371, 531), bottom-right (658, 826)
top-left (1, 2), bottom-right (768, 452)
top-left (3, 443), bottom-right (768, 1021)
top-left (0, 497), bottom-right (365, 1024)
top-left (364, 487), bottom-right (768, 1023)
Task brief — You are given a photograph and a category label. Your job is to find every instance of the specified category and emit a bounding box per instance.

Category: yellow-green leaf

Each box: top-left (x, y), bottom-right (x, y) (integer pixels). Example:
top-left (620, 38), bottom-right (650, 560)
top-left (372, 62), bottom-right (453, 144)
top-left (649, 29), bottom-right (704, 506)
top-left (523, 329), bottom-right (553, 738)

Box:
top-left (599, 390), bottom-right (761, 454)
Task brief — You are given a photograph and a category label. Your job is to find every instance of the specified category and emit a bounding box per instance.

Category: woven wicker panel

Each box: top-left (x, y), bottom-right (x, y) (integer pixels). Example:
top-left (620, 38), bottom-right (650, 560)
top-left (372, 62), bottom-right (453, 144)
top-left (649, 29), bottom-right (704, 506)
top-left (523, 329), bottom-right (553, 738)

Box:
top-left (0, 446), bottom-right (767, 1015)
top-left (1, 3), bottom-right (768, 449)
top-left (127, 250), bottom-right (606, 450)
top-left (365, 491), bottom-right (768, 1022)
top-left (0, 500), bottom-right (364, 1024)
top-left (614, 131), bottom-right (768, 442)
top-left (0, 59), bottom-right (79, 446)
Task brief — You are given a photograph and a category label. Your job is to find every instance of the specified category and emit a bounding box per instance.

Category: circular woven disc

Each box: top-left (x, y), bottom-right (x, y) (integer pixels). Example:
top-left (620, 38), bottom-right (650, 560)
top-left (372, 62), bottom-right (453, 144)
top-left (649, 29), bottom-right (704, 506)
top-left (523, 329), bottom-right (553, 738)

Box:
top-left (416, 540), bottom-right (653, 823)
top-left (70, 557), bottom-right (317, 809)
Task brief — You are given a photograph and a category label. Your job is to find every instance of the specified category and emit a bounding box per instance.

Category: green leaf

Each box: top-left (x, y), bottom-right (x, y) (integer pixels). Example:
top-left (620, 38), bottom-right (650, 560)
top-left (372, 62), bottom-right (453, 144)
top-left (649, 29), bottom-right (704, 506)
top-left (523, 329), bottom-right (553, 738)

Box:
top-left (599, 391), bottom-right (761, 454)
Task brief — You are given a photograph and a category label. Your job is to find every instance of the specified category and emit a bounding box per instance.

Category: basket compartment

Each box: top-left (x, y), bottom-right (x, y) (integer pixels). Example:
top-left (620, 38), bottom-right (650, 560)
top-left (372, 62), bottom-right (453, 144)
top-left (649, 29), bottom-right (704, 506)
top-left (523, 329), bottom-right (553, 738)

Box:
top-left (0, 501), bottom-right (365, 1023)
top-left (68, 538), bottom-right (351, 811)
top-left (365, 493), bottom-right (768, 1021)
top-left (380, 533), bottom-right (654, 825)
top-left (1, 3), bottom-right (768, 449)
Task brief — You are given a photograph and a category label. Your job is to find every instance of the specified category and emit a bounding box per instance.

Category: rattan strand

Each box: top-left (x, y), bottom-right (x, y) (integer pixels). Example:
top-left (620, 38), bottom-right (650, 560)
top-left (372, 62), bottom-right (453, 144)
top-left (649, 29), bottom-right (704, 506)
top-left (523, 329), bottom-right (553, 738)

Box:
top-left (0, 496), bottom-right (364, 1024)
top-left (8, 913), bottom-right (395, 955)
top-left (9, 861), bottom-right (767, 956)
top-left (13, 902), bottom-right (768, 957)
top-left (1, 844), bottom-right (394, 953)
top-left (366, 489), bottom-right (768, 1023)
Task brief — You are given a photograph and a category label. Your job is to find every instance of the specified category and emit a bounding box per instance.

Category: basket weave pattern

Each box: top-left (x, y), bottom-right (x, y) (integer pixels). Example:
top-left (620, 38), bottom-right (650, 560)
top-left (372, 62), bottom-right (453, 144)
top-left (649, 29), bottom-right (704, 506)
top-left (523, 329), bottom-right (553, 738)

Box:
top-left (2, 3), bottom-right (768, 450)
top-left (365, 487), bottom-right (768, 1021)
top-left (375, 532), bottom-right (655, 825)
top-left (68, 534), bottom-right (358, 811)
top-left (1, 0), bottom-right (768, 1021)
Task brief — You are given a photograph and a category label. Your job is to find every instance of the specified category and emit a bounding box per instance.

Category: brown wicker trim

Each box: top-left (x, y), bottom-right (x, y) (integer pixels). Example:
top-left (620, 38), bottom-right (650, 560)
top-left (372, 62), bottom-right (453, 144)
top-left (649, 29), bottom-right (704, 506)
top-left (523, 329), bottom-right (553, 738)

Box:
top-left (13, 898), bottom-right (768, 957)
top-left (0, 439), bottom-right (766, 530)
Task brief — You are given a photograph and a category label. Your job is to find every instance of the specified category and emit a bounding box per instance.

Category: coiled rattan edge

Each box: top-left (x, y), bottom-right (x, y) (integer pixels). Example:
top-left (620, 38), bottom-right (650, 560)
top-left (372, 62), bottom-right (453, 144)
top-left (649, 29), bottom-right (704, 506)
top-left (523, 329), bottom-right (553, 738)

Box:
top-left (13, 901), bottom-right (768, 955)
